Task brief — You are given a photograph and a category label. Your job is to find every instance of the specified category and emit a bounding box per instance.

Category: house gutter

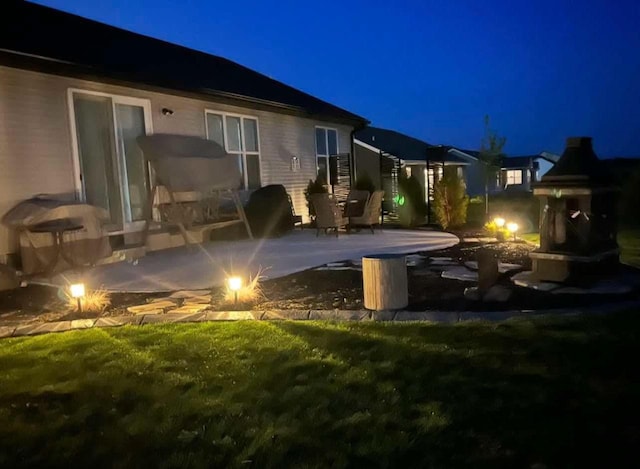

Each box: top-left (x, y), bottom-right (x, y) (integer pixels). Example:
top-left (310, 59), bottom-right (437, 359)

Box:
top-left (0, 50), bottom-right (369, 128)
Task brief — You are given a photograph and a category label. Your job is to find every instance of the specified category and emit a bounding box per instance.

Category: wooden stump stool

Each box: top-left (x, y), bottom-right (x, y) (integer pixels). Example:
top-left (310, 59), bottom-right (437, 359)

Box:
top-left (362, 254), bottom-right (408, 310)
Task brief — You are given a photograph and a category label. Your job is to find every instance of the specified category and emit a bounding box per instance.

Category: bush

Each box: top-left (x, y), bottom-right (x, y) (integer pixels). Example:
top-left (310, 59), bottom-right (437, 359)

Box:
top-left (433, 170), bottom-right (469, 229)
top-left (487, 192), bottom-right (540, 234)
top-left (398, 172), bottom-right (428, 227)
top-left (244, 185), bottom-right (294, 238)
top-left (354, 171), bottom-right (376, 194)
top-left (304, 176), bottom-right (328, 218)
top-left (484, 220), bottom-right (510, 241)
top-left (466, 196), bottom-right (486, 228)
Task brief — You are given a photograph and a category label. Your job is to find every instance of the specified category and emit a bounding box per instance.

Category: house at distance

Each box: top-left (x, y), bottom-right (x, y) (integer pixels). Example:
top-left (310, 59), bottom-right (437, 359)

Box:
top-left (498, 152), bottom-right (560, 193)
top-left (0, 2), bottom-right (367, 265)
top-left (354, 127), bottom-right (485, 205)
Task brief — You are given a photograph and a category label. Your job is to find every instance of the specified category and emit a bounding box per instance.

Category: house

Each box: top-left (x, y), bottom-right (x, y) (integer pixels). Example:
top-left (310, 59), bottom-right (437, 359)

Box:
top-left (353, 127), bottom-right (486, 208)
top-left (0, 1), bottom-right (368, 266)
top-left (498, 152), bottom-right (560, 192)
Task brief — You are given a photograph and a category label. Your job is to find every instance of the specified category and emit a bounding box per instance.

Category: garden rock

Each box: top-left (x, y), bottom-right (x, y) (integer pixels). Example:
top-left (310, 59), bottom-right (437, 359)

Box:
top-left (441, 266), bottom-right (478, 282)
top-left (128, 301), bottom-right (177, 314)
top-left (169, 290), bottom-right (210, 299)
top-left (463, 286), bottom-right (481, 301)
top-left (483, 285), bottom-right (512, 302)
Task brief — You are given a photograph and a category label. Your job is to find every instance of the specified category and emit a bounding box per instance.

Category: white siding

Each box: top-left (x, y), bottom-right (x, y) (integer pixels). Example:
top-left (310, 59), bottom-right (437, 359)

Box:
top-left (0, 65), bottom-right (355, 255)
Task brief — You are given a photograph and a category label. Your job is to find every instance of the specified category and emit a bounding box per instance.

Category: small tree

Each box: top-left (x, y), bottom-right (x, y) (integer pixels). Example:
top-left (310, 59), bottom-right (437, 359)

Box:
top-left (433, 168), bottom-right (469, 230)
top-left (354, 171), bottom-right (376, 194)
top-left (304, 176), bottom-right (328, 219)
top-left (479, 115), bottom-right (506, 218)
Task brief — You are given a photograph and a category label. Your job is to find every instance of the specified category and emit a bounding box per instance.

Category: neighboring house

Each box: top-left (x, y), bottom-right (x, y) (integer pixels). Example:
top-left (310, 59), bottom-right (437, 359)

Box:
top-left (0, 2), bottom-right (367, 264)
top-left (498, 153), bottom-right (560, 193)
top-left (353, 127), bottom-right (486, 207)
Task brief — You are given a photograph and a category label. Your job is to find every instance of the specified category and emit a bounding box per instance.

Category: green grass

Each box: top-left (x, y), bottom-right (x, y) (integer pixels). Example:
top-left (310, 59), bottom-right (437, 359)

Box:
top-left (519, 230), bottom-right (640, 268)
top-left (2, 314), bottom-right (640, 468)
top-left (619, 229), bottom-right (640, 268)
top-left (519, 232), bottom-right (540, 245)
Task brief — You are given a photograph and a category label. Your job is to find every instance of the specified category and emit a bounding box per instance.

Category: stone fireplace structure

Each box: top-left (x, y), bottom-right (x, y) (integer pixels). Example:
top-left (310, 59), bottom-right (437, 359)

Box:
top-left (530, 137), bottom-right (619, 284)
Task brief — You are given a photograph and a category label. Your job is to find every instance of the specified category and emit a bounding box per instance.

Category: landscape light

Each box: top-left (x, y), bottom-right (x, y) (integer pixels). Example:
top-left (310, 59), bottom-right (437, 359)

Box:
top-left (494, 217), bottom-right (506, 228)
top-left (227, 276), bottom-right (243, 304)
top-left (70, 283), bottom-right (85, 313)
top-left (506, 222), bottom-right (519, 241)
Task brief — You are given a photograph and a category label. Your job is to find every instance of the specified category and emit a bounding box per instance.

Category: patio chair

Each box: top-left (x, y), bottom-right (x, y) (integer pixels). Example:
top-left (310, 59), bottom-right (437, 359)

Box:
top-left (310, 193), bottom-right (348, 237)
top-left (348, 190), bottom-right (384, 234)
top-left (342, 189), bottom-right (370, 217)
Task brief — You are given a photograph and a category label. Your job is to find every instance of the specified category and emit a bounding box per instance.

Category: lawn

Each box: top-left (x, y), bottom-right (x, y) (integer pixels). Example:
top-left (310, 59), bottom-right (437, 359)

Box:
top-left (619, 229), bottom-right (640, 268)
top-left (1, 314), bottom-right (640, 468)
top-left (520, 229), bottom-right (640, 268)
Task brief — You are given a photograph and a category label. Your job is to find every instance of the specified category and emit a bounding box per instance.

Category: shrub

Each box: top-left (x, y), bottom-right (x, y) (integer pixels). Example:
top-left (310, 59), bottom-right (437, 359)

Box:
top-left (66, 288), bottom-right (110, 313)
top-left (304, 176), bottom-right (328, 218)
top-left (354, 171), bottom-right (376, 194)
top-left (433, 170), bottom-right (469, 229)
top-left (398, 171), bottom-right (428, 227)
top-left (484, 220), bottom-right (510, 241)
top-left (466, 196), bottom-right (486, 228)
top-left (244, 185), bottom-right (294, 238)
top-left (223, 269), bottom-right (266, 306)
top-left (487, 192), bottom-right (540, 233)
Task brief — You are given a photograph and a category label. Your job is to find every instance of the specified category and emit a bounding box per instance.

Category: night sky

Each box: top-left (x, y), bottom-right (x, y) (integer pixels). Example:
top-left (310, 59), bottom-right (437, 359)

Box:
top-left (34, 0), bottom-right (640, 157)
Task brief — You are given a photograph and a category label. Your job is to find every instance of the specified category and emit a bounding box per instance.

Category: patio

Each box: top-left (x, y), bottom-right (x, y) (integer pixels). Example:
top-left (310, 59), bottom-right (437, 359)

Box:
top-left (40, 229), bottom-right (459, 292)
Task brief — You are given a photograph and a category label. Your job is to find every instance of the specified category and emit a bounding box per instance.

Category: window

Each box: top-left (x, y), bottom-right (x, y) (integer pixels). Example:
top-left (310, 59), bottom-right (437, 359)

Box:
top-left (505, 169), bottom-right (523, 185)
top-left (315, 127), bottom-right (338, 184)
top-left (205, 111), bottom-right (261, 189)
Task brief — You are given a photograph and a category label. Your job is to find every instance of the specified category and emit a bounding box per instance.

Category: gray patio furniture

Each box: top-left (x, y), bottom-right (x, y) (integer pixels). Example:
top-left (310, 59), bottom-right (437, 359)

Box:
top-left (310, 193), bottom-right (348, 237)
top-left (348, 190), bottom-right (384, 234)
top-left (342, 189), bottom-right (370, 217)
top-left (137, 134), bottom-right (253, 246)
top-left (2, 196), bottom-right (111, 275)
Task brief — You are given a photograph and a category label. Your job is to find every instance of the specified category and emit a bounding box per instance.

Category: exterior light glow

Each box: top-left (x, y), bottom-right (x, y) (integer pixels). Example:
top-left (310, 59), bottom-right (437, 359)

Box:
top-left (70, 283), bottom-right (85, 298)
top-left (506, 222), bottom-right (519, 241)
top-left (494, 217), bottom-right (506, 228)
top-left (70, 283), bottom-right (85, 313)
top-left (227, 276), bottom-right (242, 291)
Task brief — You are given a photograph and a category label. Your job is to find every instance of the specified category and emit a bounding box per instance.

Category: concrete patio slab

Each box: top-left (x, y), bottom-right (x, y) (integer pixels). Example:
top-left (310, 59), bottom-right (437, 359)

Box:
top-left (39, 229), bottom-right (458, 293)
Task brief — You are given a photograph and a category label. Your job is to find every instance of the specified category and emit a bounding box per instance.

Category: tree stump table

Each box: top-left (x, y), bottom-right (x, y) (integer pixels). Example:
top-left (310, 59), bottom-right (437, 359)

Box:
top-left (362, 254), bottom-right (408, 310)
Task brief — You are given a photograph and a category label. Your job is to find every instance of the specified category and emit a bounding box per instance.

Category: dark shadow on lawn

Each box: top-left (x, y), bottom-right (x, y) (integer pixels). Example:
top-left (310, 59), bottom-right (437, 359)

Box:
top-left (273, 316), bottom-right (640, 468)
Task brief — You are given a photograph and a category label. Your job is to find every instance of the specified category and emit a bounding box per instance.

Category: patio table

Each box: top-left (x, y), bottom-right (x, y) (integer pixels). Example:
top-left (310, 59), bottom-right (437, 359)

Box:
top-left (29, 218), bottom-right (84, 274)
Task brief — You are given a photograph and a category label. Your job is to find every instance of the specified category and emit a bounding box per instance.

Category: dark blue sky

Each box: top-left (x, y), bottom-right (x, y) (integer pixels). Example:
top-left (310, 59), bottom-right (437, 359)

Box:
top-left (36, 0), bottom-right (640, 157)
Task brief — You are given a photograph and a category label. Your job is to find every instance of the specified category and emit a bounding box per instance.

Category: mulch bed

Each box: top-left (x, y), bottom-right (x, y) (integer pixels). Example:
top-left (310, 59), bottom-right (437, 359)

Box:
top-left (1, 238), bottom-right (638, 326)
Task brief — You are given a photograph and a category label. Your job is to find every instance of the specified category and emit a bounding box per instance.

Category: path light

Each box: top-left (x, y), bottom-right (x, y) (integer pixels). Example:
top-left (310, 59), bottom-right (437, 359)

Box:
top-left (506, 222), bottom-right (519, 241)
top-left (70, 283), bottom-right (85, 313)
top-left (494, 217), bottom-right (506, 228)
top-left (227, 276), bottom-right (243, 305)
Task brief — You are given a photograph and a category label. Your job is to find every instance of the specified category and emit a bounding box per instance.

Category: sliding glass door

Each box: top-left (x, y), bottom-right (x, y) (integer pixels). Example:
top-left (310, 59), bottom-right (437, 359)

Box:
top-left (71, 91), bottom-right (152, 232)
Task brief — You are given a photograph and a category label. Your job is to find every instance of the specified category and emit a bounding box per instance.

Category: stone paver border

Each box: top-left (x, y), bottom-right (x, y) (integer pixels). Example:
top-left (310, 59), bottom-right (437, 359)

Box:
top-left (2, 299), bottom-right (639, 340)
